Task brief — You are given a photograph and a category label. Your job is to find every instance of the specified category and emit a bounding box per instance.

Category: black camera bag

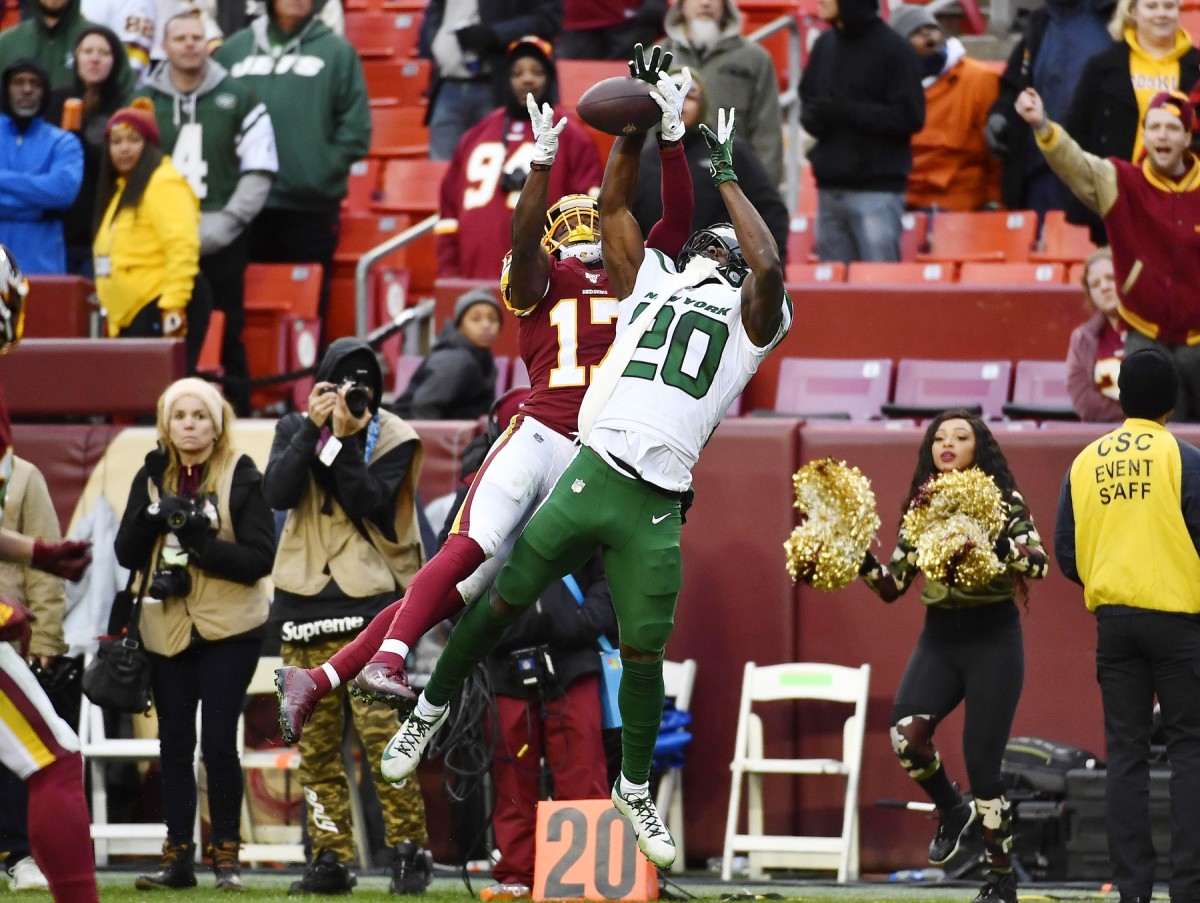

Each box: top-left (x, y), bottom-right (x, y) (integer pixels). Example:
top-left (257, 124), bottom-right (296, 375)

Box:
top-left (83, 567), bottom-right (152, 715)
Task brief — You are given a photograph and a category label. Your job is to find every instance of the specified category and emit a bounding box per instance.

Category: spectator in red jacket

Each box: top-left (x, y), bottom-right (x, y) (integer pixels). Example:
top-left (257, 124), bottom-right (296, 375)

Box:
top-left (434, 35), bottom-right (602, 281)
top-left (1067, 247), bottom-right (1127, 422)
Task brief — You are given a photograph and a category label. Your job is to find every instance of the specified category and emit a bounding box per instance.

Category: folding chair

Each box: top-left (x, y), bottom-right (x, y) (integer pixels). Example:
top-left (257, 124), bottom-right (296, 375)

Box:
top-left (721, 662), bottom-right (870, 882)
top-left (1002, 360), bottom-right (1077, 421)
top-left (657, 658), bottom-right (697, 875)
top-left (369, 106), bottom-right (431, 160)
top-left (1031, 210), bottom-right (1097, 264)
top-left (342, 11), bottom-right (421, 58)
top-left (362, 59), bottom-right (430, 107)
top-left (373, 158), bottom-right (449, 217)
top-left (342, 158), bottom-right (381, 214)
top-left (884, 359), bottom-right (1013, 421)
top-left (393, 353), bottom-right (424, 395)
top-left (786, 216), bottom-right (814, 267)
top-left (918, 211), bottom-right (1038, 263)
top-left (773, 357), bottom-right (892, 420)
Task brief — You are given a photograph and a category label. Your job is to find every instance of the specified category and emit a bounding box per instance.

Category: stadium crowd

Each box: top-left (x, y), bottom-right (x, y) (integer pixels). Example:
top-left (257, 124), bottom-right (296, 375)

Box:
top-left (1, 0), bottom-right (1200, 899)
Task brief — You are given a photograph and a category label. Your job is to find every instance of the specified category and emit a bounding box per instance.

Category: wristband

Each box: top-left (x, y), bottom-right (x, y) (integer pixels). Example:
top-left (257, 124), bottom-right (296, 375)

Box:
top-left (530, 161), bottom-right (552, 171)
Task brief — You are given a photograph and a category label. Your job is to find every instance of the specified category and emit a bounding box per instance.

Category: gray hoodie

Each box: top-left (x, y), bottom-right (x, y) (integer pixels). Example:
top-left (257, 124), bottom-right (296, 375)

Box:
top-left (661, 0), bottom-right (784, 184)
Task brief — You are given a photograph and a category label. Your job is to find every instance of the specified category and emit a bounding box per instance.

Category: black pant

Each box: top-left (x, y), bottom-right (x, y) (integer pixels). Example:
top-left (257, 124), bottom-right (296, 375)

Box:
top-left (892, 605), bottom-right (1025, 796)
top-left (118, 274), bottom-right (214, 376)
top-left (247, 207), bottom-right (340, 344)
top-left (0, 764), bottom-right (30, 865)
top-left (148, 637), bottom-right (261, 844)
top-left (201, 234), bottom-right (251, 415)
top-left (1097, 610), bottom-right (1200, 902)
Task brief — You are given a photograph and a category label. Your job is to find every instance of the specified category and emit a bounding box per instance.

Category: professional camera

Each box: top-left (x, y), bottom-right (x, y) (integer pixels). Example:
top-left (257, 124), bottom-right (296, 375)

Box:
top-left (509, 645), bottom-right (551, 689)
top-left (149, 544), bottom-right (192, 599)
top-left (322, 380), bottom-right (372, 419)
top-left (499, 163), bottom-right (529, 193)
top-left (165, 500), bottom-right (211, 535)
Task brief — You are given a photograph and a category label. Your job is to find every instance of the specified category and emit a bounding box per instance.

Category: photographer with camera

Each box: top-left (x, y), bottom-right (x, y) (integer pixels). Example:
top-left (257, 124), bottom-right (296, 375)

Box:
top-left (113, 377), bottom-right (275, 892)
top-left (263, 337), bottom-right (433, 896)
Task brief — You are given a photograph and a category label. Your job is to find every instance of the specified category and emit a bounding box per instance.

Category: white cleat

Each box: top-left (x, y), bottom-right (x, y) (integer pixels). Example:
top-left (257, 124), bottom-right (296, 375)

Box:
top-left (6, 856), bottom-right (49, 891)
top-left (381, 707), bottom-right (448, 784)
top-left (611, 781), bottom-right (676, 869)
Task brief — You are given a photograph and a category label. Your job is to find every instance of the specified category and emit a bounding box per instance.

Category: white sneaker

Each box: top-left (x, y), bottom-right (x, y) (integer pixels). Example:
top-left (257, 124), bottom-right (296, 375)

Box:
top-left (381, 707), bottom-right (448, 784)
top-left (6, 857), bottom-right (49, 891)
top-left (611, 781), bottom-right (676, 869)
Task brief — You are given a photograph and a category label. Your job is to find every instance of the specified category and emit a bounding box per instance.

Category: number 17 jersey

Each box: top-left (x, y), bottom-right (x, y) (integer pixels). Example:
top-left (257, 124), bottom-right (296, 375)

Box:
top-left (507, 255), bottom-right (618, 438)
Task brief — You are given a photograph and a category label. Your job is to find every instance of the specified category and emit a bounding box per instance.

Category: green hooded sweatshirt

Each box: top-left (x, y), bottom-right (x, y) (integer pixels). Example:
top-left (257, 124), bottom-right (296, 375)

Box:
top-left (214, 0), bottom-right (371, 212)
top-left (0, 0), bottom-right (132, 92)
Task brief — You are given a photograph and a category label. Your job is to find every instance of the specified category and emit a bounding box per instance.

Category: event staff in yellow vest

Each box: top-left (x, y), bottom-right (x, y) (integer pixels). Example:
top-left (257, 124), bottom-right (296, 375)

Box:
top-left (137, 12), bottom-right (277, 416)
top-left (262, 337), bottom-right (432, 895)
top-left (1055, 347), bottom-right (1200, 903)
top-left (113, 377), bottom-right (275, 891)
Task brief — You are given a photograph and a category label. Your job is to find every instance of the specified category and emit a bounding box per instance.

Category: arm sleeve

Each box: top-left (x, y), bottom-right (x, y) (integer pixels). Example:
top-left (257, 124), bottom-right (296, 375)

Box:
top-left (746, 56), bottom-right (784, 184)
top-left (262, 413), bottom-right (319, 509)
top-left (1036, 123), bottom-right (1120, 216)
top-left (0, 132), bottom-right (83, 210)
top-left (859, 533), bottom-right (920, 602)
top-left (1054, 471), bottom-right (1081, 585)
top-left (18, 468), bottom-right (68, 657)
top-left (114, 469), bottom-right (162, 572)
top-left (331, 49), bottom-right (372, 168)
top-left (147, 171), bottom-right (201, 312)
top-left (997, 490), bottom-right (1049, 578)
top-left (200, 171), bottom-right (273, 254)
top-left (329, 436), bottom-right (419, 530)
top-left (188, 457), bottom-right (276, 584)
top-left (644, 140), bottom-right (693, 259)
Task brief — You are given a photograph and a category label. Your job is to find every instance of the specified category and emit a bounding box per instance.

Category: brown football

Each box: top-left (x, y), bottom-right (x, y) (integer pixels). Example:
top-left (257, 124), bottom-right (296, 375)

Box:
top-left (576, 76), bottom-right (661, 137)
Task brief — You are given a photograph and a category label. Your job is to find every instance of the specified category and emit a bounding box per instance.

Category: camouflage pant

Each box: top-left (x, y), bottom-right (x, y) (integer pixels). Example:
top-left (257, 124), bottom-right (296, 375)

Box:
top-left (283, 636), bottom-right (428, 862)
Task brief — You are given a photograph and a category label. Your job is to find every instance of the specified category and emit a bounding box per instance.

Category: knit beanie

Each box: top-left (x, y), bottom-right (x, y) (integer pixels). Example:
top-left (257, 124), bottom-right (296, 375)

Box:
top-left (105, 96), bottom-right (160, 146)
top-left (1118, 348), bottom-right (1179, 419)
top-left (889, 5), bottom-right (937, 37)
top-left (1146, 91), bottom-right (1196, 133)
top-left (161, 378), bottom-right (226, 435)
top-left (454, 288), bottom-right (502, 326)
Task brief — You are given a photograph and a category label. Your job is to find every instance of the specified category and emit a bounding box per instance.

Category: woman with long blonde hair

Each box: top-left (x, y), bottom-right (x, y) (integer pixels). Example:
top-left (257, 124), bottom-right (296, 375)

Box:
top-left (113, 377), bottom-right (274, 892)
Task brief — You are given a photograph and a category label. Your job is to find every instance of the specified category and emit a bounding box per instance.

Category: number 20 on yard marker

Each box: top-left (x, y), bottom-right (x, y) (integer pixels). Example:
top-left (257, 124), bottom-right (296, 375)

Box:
top-left (533, 800), bottom-right (658, 901)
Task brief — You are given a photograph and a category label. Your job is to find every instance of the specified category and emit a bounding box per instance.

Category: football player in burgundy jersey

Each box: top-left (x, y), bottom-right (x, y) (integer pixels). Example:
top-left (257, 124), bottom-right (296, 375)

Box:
top-left (274, 49), bottom-right (695, 737)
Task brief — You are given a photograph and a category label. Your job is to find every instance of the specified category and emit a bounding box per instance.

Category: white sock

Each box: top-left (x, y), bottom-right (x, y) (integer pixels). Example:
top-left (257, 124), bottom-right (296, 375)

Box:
top-left (380, 638), bottom-right (411, 659)
top-left (414, 693), bottom-right (446, 720)
top-left (321, 662), bottom-right (341, 690)
top-left (620, 775), bottom-right (650, 797)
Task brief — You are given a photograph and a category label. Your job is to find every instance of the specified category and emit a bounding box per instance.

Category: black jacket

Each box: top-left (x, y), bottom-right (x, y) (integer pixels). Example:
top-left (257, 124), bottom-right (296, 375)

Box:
top-left (484, 551), bottom-right (618, 699)
top-left (1063, 40), bottom-right (1200, 243)
top-left (418, 0), bottom-right (561, 124)
top-left (391, 322), bottom-right (497, 420)
top-left (632, 132), bottom-right (790, 264)
top-left (798, 0), bottom-right (924, 193)
top-left (988, 0), bottom-right (1118, 209)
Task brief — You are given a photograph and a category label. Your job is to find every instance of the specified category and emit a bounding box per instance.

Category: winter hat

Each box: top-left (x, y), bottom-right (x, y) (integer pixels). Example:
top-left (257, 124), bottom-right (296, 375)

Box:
top-left (161, 377), bottom-right (226, 436)
top-left (889, 5), bottom-right (938, 37)
top-left (105, 96), bottom-right (160, 146)
top-left (454, 288), bottom-right (502, 326)
top-left (505, 35), bottom-right (559, 108)
top-left (1118, 348), bottom-right (1179, 419)
top-left (1146, 91), bottom-right (1196, 133)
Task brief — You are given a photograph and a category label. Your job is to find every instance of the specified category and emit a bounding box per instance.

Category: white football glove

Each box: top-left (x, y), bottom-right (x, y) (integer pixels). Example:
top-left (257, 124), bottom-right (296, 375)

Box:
top-left (527, 94), bottom-right (567, 166)
top-left (651, 67), bottom-right (691, 143)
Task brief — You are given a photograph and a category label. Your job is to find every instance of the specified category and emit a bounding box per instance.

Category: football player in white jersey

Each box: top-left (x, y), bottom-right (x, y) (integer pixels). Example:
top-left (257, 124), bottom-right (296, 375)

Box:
top-left (378, 102), bottom-right (791, 871)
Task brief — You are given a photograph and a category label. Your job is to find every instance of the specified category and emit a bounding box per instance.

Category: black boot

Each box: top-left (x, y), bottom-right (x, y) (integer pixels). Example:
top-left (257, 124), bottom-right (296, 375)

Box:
top-left (973, 869), bottom-right (1017, 903)
top-left (135, 840), bottom-right (198, 890)
top-left (390, 840), bottom-right (433, 894)
top-left (288, 850), bottom-right (357, 895)
top-left (208, 839), bottom-right (246, 892)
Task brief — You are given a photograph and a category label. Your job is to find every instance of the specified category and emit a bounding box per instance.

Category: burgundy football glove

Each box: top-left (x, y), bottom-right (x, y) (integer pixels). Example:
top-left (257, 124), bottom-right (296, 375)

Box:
top-left (31, 539), bottom-right (92, 582)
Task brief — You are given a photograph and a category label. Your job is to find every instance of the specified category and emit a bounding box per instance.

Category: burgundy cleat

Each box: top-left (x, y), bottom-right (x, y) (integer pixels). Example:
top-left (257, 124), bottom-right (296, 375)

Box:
top-left (275, 667), bottom-right (320, 743)
top-left (351, 661), bottom-right (418, 710)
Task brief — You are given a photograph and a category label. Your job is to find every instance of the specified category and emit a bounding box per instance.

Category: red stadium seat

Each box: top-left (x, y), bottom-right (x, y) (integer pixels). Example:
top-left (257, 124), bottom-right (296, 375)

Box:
top-left (797, 164), bottom-right (817, 216)
top-left (1031, 209), bottom-right (1098, 264)
top-left (899, 211), bottom-right (930, 261)
top-left (196, 309), bottom-right (225, 377)
top-left (1002, 359), bottom-right (1076, 421)
top-left (918, 210), bottom-right (1038, 263)
top-left (787, 216), bottom-right (815, 265)
top-left (373, 158), bottom-right (449, 216)
top-left (243, 264), bottom-right (323, 410)
top-left (393, 353), bottom-right (423, 395)
top-left (343, 158), bottom-right (381, 214)
top-left (738, 0), bottom-right (796, 91)
top-left (784, 262), bottom-right (844, 283)
top-left (957, 262), bottom-right (1066, 285)
top-left (846, 262), bottom-right (953, 285)
top-left (773, 357), bottom-right (893, 420)
top-left (343, 11), bottom-right (421, 58)
top-left (369, 106), bottom-right (431, 159)
top-left (885, 358), bottom-right (1013, 420)
top-left (362, 59), bottom-right (430, 107)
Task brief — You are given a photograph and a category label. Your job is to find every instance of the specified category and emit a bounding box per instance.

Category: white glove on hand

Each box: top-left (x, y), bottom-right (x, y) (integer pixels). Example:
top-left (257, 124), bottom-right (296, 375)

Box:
top-left (527, 94), bottom-right (567, 165)
top-left (651, 67), bottom-right (691, 143)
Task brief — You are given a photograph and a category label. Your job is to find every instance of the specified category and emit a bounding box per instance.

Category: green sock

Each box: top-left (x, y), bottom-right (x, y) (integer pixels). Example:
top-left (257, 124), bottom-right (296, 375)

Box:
top-left (617, 656), bottom-right (664, 784)
top-left (424, 600), bottom-right (520, 706)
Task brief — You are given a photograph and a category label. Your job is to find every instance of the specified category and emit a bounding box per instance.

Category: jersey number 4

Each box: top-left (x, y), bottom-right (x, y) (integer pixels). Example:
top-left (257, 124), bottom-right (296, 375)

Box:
top-left (172, 123), bottom-right (209, 200)
top-left (624, 303), bottom-right (729, 399)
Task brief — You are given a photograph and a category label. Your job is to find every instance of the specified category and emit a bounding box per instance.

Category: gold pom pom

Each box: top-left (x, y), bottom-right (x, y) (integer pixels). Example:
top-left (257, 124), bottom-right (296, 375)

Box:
top-left (901, 469), bottom-right (1007, 589)
top-left (784, 457), bottom-right (880, 591)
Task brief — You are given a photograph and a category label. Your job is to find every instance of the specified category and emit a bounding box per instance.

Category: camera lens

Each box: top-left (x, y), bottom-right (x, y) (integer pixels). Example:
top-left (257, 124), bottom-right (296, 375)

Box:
top-left (166, 510), bottom-right (188, 530)
top-left (345, 384), bottom-right (370, 418)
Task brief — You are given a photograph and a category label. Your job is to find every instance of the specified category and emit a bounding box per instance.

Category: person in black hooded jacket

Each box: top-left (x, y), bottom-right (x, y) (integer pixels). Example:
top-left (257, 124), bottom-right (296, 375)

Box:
top-left (799, 0), bottom-right (924, 263)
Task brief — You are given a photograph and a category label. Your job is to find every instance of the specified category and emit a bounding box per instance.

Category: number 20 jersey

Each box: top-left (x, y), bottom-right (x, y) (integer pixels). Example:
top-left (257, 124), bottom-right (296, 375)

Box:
top-left (507, 255), bottom-right (618, 438)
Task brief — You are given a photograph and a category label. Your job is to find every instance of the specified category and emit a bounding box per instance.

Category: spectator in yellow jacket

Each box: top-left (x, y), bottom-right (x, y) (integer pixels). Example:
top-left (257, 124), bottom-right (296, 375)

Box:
top-left (891, 6), bottom-right (1000, 211)
top-left (92, 97), bottom-right (209, 372)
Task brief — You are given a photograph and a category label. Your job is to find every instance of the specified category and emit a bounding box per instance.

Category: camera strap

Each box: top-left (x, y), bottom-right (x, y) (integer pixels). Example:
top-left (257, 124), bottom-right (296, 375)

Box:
top-left (562, 574), bottom-right (616, 654)
top-left (121, 563), bottom-right (153, 643)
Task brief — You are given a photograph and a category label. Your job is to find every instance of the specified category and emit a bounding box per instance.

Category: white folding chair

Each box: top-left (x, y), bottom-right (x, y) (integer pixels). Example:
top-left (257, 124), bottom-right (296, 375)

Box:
top-left (238, 656), bottom-right (371, 868)
top-left (657, 658), bottom-right (696, 874)
top-left (721, 661), bottom-right (870, 883)
top-left (78, 685), bottom-right (200, 865)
